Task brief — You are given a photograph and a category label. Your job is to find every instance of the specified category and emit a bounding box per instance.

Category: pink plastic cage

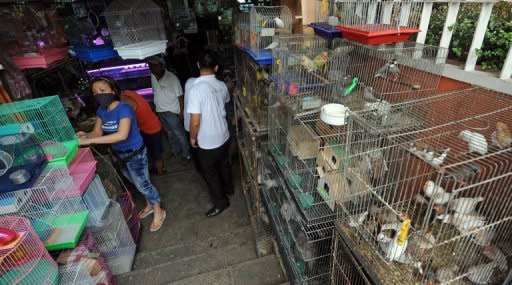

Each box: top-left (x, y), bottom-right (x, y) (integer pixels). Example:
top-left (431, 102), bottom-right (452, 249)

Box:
top-left (58, 230), bottom-right (115, 285)
top-left (11, 48), bottom-right (68, 70)
top-left (68, 147), bottom-right (97, 197)
top-left (0, 216), bottom-right (59, 285)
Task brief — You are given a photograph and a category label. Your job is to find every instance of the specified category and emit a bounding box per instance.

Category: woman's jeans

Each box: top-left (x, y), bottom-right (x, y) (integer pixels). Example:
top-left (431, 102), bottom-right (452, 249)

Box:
top-left (118, 148), bottom-right (161, 205)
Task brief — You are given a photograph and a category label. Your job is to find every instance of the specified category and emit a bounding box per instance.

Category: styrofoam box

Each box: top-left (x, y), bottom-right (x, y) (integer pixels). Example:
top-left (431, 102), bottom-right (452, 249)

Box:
top-left (115, 40), bottom-right (168, 60)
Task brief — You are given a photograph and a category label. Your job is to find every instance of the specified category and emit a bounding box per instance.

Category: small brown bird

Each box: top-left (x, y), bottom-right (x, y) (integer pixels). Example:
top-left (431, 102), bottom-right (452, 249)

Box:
top-left (492, 122), bottom-right (512, 148)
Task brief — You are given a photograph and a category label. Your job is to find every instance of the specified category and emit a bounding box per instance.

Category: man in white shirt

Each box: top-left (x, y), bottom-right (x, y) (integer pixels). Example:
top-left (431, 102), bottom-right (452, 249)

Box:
top-left (188, 49), bottom-right (233, 217)
top-left (147, 56), bottom-right (191, 161)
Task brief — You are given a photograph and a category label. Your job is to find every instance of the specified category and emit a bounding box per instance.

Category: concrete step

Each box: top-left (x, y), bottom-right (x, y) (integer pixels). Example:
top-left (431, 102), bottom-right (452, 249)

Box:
top-left (132, 225), bottom-right (254, 270)
top-left (169, 254), bottom-right (287, 285)
top-left (117, 238), bottom-right (258, 284)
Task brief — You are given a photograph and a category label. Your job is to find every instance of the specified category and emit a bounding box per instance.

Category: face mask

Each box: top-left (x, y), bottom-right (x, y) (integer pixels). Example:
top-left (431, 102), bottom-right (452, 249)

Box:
top-left (94, 93), bottom-right (116, 108)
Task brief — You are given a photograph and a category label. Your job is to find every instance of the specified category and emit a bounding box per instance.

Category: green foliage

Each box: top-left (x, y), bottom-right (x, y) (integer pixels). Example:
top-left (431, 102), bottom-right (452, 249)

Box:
top-left (425, 2), bottom-right (512, 70)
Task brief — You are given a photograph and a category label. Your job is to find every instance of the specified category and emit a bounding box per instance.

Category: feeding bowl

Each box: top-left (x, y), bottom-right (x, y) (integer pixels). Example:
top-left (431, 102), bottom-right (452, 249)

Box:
top-left (320, 104), bottom-right (350, 126)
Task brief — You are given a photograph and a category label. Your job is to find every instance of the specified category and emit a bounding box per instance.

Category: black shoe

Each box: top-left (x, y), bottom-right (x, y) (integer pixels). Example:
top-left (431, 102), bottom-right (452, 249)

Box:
top-left (205, 204), bottom-right (230, 217)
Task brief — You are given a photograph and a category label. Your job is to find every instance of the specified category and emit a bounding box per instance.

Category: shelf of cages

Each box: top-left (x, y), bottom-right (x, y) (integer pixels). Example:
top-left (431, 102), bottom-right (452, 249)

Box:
top-left (333, 0), bottom-right (424, 45)
top-left (0, 216), bottom-right (59, 285)
top-left (261, 155), bottom-right (334, 285)
top-left (103, 0), bottom-right (167, 59)
top-left (331, 39), bottom-right (448, 104)
top-left (333, 92), bottom-right (512, 284)
top-left (0, 95), bottom-right (79, 169)
top-left (330, 222), bottom-right (375, 285)
top-left (239, 150), bottom-right (275, 257)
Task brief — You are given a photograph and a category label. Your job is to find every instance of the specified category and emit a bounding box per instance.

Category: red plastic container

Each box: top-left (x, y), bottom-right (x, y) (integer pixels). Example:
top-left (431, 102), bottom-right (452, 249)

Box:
top-left (336, 24), bottom-right (419, 45)
top-left (11, 48), bottom-right (68, 70)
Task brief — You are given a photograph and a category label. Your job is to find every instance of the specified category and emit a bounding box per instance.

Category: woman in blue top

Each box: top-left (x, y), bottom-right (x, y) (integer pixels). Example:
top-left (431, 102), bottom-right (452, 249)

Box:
top-left (77, 77), bottom-right (166, 232)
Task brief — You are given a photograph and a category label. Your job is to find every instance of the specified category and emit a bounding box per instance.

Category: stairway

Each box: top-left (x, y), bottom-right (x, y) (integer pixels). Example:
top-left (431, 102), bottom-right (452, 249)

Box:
top-left (116, 160), bottom-right (286, 285)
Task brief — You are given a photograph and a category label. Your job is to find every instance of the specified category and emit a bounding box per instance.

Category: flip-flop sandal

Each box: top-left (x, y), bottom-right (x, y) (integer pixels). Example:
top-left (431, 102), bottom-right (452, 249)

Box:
top-left (138, 208), bottom-right (154, 219)
top-left (150, 211), bottom-right (166, 232)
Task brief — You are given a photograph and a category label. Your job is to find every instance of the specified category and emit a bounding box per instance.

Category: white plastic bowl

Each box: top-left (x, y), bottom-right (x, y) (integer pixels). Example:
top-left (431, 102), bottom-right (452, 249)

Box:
top-left (320, 104), bottom-right (350, 126)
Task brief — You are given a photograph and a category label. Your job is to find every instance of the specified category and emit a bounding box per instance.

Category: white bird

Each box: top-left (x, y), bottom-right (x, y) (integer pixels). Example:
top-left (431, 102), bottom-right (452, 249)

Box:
top-left (436, 265), bottom-right (459, 284)
top-left (448, 196), bottom-right (484, 214)
top-left (264, 40), bottom-right (279, 50)
top-left (459, 130), bottom-right (488, 155)
top-left (348, 211), bottom-right (368, 228)
top-left (423, 180), bottom-right (446, 197)
top-left (438, 212), bottom-right (486, 233)
top-left (274, 17), bottom-right (285, 28)
top-left (430, 148), bottom-right (450, 167)
top-left (482, 245), bottom-right (508, 272)
top-left (300, 55), bottom-right (317, 73)
top-left (374, 59), bottom-right (400, 80)
top-left (466, 262), bottom-right (497, 285)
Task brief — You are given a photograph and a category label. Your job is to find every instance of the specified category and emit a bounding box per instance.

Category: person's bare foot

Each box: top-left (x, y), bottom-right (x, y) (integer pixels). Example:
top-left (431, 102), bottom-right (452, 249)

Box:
top-left (150, 207), bottom-right (166, 232)
top-left (138, 204), bottom-right (153, 219)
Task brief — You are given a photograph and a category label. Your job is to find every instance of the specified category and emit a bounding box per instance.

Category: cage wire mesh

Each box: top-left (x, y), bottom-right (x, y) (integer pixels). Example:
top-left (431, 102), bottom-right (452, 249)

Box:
top-left (331, 39), bottom-right (448, 103)
top-left (83, 175), bottom-right (110, 228)
top-left (0, 95), bottom-right (76, 144)
top-left (330, 223), bottom-right (374, 285)
top-left (88, 201), bottom-right (136, 275)
top-left (261, 155), bottom-right (333, 284)
top-left (333, 87), bottom-right (512, 284)
top-left (58, 260), bottom-right (95, 285)
top-left (334, 0), bottom-right (424, 44)
top-left (0, 216), bottom-right (59, 285)
top-left (249, 6), bottom-right (292, 55)
top-left (234, 11), bottom-right (250, 47)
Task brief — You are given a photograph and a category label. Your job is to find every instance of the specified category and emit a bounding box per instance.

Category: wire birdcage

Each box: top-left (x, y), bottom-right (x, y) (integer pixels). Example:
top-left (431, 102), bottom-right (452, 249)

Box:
top-left (0, 216), bottom-right (59, 285)
top-left (58, 261), bottom-right (95, 285)
top-left (249, 6), bottom-right (292, 56)
top-left (261, 155), bottom-right (333, 285)
top-left (331, 39), bottom-right (448, 103)
top-left (103, 0), bottom-right (167, 59)
top-left (89, 201), bottom-right (136, 275)
top-left (83, 175), bottom-right (110, 228)
top-left (330, 223), bottom-right (374, 285)
top-left (334, 87), bottom-right (512, 284)
top-left (234, 11), bottom-right (250, 47)
top-left (334, 0), bottom-right (424, 45)
top-left (0, 96), bottom-right (78, 167)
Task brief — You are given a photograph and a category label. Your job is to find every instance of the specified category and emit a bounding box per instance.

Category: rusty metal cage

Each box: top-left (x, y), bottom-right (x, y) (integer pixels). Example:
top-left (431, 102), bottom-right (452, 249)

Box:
top-left (334, 87), bottom-right (512, 284)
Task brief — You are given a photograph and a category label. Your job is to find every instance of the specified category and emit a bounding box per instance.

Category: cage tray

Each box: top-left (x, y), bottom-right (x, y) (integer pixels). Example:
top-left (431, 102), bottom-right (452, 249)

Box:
top-left (0, 160), bottom-right (48, 194)
top-left (310, 23), bottom-right (342, 39)
top-left (11, 48), bottom-right (68, 70)
top-left (73, 45), bottom-right (119, 63)
top-left (336, 24), bottom-right (419, 45)
top-left (115, 40), bottom-right (168, 60)
top-left (239, 46), bottom-right (273, 66)
top-left (44, 139), bottom-right (79, 168)
top-left (42, 210), bottom-right (90, 251)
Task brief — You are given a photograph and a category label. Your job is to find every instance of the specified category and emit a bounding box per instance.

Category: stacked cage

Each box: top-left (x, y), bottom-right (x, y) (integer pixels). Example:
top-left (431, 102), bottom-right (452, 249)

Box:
top-left (331, 39), bottom-right (448, 104)
top-left (335, 87), bottom-right (512, 284)
top-left (234, 11), bottom-right (250, 48)
top-left (0, 95), bottom-right (79, 170)
top-left (88, 201), bottom-right (136, 275)
top-left (334, 0), bottom-right (424, 45)
top-left (103, 0), bottom-right (167, 59)
top-left (0, 216), bottom-right (59, 285)
top-left (248, 6), bottom-right (293, 56)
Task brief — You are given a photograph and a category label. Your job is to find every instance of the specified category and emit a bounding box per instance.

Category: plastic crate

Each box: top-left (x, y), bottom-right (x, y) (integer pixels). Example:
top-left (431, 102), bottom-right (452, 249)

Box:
top-left (310, 23), bottom-right (342, 39)
top-left (0, 216), bottom-right (59, 285)
top-left (72, 45), bottom-right (119, 63)
top-left (68, 147), bottom-right (97, 196)
top-left (89, 201), bottom-right (136, 275)
top-left (0, 133), bottom-right (48, 193)
top-left (11, 48), bottom-right (68, 70)
top-left (84, 175), bottom-right (111, 227)
top-left (336, 24), bottom-right (419, 45)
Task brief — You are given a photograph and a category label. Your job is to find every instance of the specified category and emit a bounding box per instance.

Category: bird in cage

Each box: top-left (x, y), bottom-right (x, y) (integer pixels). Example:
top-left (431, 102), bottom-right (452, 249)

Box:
top-left (313, 51), bottom-right (329, 74)
top-left (491, 122), bottom-right (512, 149)
top-left (448, 196), bottom-right (485, 214)
top-left (459, 130), bottom-right (488, 156)
top-left (438, 212), bottom-right (486, 234)
top-left (436, 265), bottom-right (459, 284)
top-left (374, 59), bottom-right (400, 81)
top-left (362, 86), bottom-right (379, 102)
top-left (481, 245), bottom-right (508, 272)
top-left (466, 262), bottom-right (497, 285)
top-left (264, 40), bottom-right (279, 50)
top-left (299, 55), bottom-right (317, 73)
top-left (429, 148), bottom-right (450, 167)
top-left (442, 162), bottom-right (481, 186)
top-left (472, 227), bottom-right (494, 246)
top-left (423, 181), bottom-right (454, 205)
top-left (348, 210), bottom-right (368, 228)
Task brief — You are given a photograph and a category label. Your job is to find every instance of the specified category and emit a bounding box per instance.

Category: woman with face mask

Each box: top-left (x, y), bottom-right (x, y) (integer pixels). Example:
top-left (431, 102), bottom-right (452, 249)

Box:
top-left (76, 77), bottom-right (166, 232)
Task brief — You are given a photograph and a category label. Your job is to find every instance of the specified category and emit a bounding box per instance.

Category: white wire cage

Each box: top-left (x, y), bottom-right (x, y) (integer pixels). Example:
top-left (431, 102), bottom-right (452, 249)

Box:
top-left (89, 201), bottom-right (136, 275)
top-left (261, 156), bottom-right (333, 285)
top-left (103, 0), bottom-right (167, 59)
top-left (331, 39), bottom-right (448, 103)
top-left (0, 216), bottom-right (59, 285)
top-left (83, 175), bottom-right (110, 228)
top-left (249, 6), bottom-right (293, 55)
top-left (334, 87), bottom-right (512, 284)
top-left (58, 260), bottom-right (95, 285)
top-left (334, 0), bottom-right (424, 45)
